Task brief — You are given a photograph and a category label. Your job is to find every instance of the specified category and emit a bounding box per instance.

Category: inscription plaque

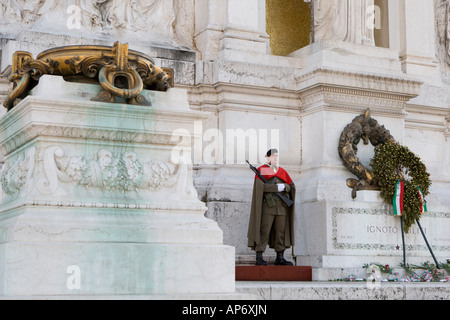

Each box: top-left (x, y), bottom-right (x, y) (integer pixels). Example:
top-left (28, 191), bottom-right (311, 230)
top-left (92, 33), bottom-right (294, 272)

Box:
top-left (332, 207), bottom-right (450, 255)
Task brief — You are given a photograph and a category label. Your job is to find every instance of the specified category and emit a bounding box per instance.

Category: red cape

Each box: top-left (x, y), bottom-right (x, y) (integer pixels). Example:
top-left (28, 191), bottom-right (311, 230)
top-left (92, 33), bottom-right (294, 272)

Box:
top-left (255, 165), bottom-right (293, 185)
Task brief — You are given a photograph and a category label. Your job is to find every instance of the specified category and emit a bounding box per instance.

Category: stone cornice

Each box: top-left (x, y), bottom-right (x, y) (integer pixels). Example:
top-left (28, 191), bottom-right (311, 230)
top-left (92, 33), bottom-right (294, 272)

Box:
top-left (0, 100), bottom-right (176, 156)
top-left (0, 196), bottom-right (208, 215)
top-left (296, 67), bottom-right (423, 98)
top-left (298, 85), bottom-right (409, 117)
top-left (0, 123), bottom-right (178, 156)
top-left (295, 67), bottom-right (423, 116)
top-left (0, 88), bottom-right (207, 155)
top-left (187, 82), bottom-right (301, 115)
top-left (189, 66), bottom-right (424, 118)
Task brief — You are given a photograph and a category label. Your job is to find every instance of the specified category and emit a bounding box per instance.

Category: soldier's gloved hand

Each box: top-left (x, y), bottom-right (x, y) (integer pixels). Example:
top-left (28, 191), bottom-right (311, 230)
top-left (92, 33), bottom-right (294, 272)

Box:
top-left (277, 184), bottom-right (285, 192)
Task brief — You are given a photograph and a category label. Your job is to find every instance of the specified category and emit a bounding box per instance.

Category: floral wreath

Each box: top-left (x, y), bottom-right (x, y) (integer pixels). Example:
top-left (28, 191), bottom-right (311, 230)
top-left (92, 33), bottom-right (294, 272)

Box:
top-left (370, 142), bottom-right (431, 232)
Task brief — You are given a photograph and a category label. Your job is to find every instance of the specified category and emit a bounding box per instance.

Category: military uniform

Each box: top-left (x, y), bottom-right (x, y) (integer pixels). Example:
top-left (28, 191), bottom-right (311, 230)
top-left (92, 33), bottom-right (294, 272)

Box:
top-left (247, 163), bottom-right (296, 265)
top-left (255, 176), bottom-right (292, 252)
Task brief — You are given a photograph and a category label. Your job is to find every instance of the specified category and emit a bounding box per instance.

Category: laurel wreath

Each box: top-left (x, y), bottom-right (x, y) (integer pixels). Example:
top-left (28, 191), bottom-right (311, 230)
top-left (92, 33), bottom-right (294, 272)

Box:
top-left (370, 142), bottom-right (431, 233)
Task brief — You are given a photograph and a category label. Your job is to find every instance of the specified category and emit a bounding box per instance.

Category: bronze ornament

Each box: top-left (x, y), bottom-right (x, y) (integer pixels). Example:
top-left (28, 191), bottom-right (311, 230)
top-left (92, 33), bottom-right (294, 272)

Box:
top-left (3, 41), bottom-right (173, 110)
top-left (338, 109), bottom-right (396, 198)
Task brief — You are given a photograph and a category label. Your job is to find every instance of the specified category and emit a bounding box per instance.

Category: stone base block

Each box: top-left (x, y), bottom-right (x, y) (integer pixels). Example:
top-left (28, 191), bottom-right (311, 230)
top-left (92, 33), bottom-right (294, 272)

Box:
top-left (1, 242), bottom-right (235, 297)
top-left (0, 206), bottom-right (235, 297)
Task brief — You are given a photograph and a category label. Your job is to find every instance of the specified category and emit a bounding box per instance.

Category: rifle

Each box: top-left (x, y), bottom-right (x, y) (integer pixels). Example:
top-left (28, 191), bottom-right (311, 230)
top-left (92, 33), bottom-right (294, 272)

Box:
top-left (246, 160), bottom-right (294, 208)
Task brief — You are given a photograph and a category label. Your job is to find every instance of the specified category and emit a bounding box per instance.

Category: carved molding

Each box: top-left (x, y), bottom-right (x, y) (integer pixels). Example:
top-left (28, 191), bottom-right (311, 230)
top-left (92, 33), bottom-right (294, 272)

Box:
top-left (296, 67), bottom-right (423, 95)
top-left (0, 198), bottom-right (207, 214)
top-left (299, 85), bottom-right (409, 116)
top-left (187, 82), bottom-right (301, 116)
top-left (296, 67), bottom-right (422, 115)
top-left (0, 124), bottom-right (177, 156)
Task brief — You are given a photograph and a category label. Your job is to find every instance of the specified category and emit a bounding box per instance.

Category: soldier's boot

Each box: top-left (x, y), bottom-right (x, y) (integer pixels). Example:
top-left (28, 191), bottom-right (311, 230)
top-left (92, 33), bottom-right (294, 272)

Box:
top-left (274, 251), bottom-right (294, 266)
top-left (255, 251), bottom-right (268, 266)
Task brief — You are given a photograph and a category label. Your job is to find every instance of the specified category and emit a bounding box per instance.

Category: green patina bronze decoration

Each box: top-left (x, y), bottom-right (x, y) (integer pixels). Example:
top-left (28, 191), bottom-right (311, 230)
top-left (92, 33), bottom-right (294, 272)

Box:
top-left (338, 109), bottom-right (395, 198)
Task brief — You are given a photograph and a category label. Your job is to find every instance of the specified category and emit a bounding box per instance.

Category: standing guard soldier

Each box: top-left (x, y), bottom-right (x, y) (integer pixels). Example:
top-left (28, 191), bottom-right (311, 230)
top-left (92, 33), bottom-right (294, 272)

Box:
top-left (247, 149), bottom-right (296, 266)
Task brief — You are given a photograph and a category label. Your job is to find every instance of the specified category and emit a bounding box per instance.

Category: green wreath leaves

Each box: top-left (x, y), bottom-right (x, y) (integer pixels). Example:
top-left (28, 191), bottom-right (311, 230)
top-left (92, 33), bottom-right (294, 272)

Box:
top-left (370, 143), bottom-right (431, 233)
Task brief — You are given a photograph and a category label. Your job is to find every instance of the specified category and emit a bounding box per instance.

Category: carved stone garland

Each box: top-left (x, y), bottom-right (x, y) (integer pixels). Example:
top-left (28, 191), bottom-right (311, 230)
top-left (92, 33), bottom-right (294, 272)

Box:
top-left (0, 145), bottom-right (198, 204)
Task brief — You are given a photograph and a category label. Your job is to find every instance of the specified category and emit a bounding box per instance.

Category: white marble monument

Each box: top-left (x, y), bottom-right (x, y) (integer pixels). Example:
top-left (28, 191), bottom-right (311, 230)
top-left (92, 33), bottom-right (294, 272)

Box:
top-left (1, 0), bottom-right (450, 284)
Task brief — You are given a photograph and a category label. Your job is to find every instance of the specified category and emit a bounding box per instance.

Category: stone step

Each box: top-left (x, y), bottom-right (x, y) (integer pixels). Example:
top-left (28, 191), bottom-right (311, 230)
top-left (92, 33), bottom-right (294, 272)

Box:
top-left (235, 281), bottom-right (450, 300)
top-left (236, 266), bottom-right (312, 282)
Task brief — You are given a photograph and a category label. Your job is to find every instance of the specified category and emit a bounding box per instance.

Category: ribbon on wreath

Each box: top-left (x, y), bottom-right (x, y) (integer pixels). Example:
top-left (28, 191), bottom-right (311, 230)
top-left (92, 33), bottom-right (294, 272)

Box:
top-left (393, 179), bottom-right (404, 216)
top-left (393, 180), bottom-right (429, 216)
top-left (417, 186), bottom-right (428, 214)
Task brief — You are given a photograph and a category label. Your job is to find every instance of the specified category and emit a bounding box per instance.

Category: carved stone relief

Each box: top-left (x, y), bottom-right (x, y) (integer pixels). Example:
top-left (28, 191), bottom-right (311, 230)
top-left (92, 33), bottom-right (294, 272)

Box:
top-left (79, 0), bottom-right (176, 39)
top-left (0, 145), bottom-right (198, 204)
top-left (436, 2), bottom-right (449, 63)
top-left (0, 147), bottom-right (35, 198)
top-left (38, 146), bottom-right (177, 194)
top-left (307, 0), bottom-right (375, 45)
top-left (436, 0), bottom-right (450, 80)
top-left (0, 0), bottom-right (56, 25)
top-left (0, 0), bottom-right (195, 48)
top-left (444, 0), bottom-right (450, 63)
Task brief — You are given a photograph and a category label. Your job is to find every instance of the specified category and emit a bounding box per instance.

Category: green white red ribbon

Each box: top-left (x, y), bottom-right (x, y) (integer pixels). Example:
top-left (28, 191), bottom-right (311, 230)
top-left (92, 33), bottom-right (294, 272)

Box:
top-left (417, 186), bottom-right (428, 214)
top-left (393, 179), bottom-right (404, 216)
top-left (393, 180), bottom-right (428, 216)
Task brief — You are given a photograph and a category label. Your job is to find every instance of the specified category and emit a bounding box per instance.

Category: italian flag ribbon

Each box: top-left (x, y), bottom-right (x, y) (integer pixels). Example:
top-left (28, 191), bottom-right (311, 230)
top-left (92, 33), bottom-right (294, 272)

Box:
top-left (417, 186), bottom-right (428, 214)
top-left (393, 179), bottom-right (404, 216)
top-left (393, 180), bottom-right (428, 216)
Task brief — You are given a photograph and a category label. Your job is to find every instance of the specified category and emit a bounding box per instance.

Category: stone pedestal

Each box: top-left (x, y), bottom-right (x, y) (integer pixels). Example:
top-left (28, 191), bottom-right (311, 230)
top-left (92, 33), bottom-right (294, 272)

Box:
top-left (296, 191), bottom-right (450, 281)
top-left (0, 75), bottom-right (238, 298)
